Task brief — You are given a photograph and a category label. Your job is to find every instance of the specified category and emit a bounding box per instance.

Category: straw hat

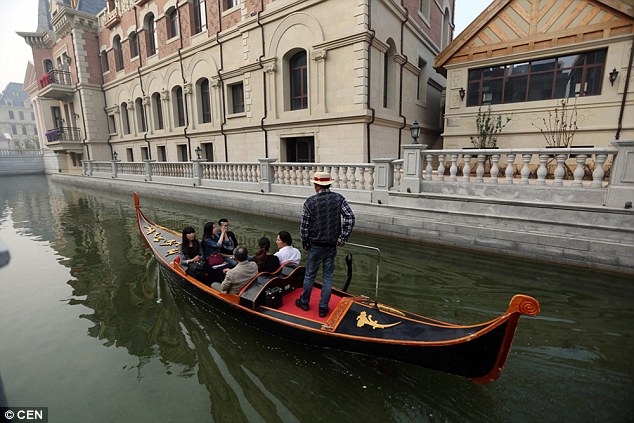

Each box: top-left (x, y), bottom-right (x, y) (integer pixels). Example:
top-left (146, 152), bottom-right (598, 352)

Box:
top-left (311, 171), bottom-right (334, 186)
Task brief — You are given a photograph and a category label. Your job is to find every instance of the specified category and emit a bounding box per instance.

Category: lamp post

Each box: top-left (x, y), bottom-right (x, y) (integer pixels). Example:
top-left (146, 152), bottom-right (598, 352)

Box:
top-left (409, 121), bottom-right (421, 144)
top-left (195, 146), bottom-right (202, 160)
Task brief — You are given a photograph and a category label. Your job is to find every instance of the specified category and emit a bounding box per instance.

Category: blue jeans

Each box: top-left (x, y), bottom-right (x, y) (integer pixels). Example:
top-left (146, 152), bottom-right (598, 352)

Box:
top-left (300, 244), bottom-right (337, 309)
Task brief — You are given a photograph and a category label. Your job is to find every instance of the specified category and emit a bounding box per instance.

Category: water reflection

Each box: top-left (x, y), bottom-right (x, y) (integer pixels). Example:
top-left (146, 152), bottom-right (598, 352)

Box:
top-left (1, 175), bottom-right (633, 421)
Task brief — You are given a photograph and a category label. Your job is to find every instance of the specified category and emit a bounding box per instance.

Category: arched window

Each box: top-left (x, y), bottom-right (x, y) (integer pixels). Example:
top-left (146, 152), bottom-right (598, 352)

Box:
top-left (192, 0), bottom-right (207, 35)
top-left (100, 50), bottom-right (109, 72)
top-left (113, 35), bottom-right (124, 71)
top-left (121, 102), bottom-right (130, 135)
top-left (129, 32), bottom-right (139, 58)
top-left (135, 97), bottom-right (146, 132)
top-left (289, 50), bottom-right (308, 110)
top-left (197, 78), bottom-right (211, 123)
top-left (166, 8), bottom-right (179, 39)
top-left (173, 86), bottom-right (185, 127)
top-left (145, 13), bottom-right (157, 56)
top-left (152, 92), bottom-right (164, 130)
top-left (442, 7), bottom-right (452, 48)
top-left (44, 59), bottom-right (53, 74)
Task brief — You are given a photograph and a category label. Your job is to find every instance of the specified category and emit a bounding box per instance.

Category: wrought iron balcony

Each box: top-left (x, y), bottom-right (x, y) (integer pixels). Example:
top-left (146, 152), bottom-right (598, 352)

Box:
top-left (44, 127), bottom-right (83, 153)
top-left (38, 69), bottom-right (74, 100)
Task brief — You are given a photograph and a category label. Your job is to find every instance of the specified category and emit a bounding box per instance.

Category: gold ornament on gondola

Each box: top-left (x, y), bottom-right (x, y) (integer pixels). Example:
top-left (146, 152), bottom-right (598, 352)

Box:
top-left (356, 311), bottom-right (401, 329)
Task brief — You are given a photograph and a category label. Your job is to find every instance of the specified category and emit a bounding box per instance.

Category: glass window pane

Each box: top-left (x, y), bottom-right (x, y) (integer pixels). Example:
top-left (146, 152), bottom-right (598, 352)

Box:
top-left (508, 62), bottom-right (528, 75)
top-left (504, 75), bottom-right (527, 103)
top-left (468, 69), bottom-right (481, 81)
top-left (584, 67), bottom-right (603, 96)
top-left (558, 54), bottom-right (583, 69)
top-left (467, 81), bottom-right (480, 106)
top-left (528, 72), bottom-right (554, 101)
top-left (482, 66), bottom-right (505, 78)
top-left (531, 58), bottom-right (555, 72)
top-left (555, 67), bottom-right (582, 98)
top-left (586, 50), bottom-right (606, 65)
top-left (482, 79), bottom-right (503, 104)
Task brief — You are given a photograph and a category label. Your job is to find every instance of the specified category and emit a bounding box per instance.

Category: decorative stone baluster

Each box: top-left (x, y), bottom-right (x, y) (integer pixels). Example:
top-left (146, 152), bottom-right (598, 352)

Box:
top-left (505, 153), bottom-right (516, 184)
top-left (553, 154), bottom-right (567, 187)
top-left (450, 154), bottom-right (458, 182)
top-left (592, 154), bottom-right (607, 188)
top-left (332, 166), bottom-right (340, 188)
top-left (393, 162), bottom-right (402, 188)
top-left (349, 166), bottom-right (357, 189)
top-left (367, 166), bottom-right (374, 190)
top-left (425, 154), bottom-right (433, 181)
top-left (476, 154), bottom-right (485, 183)
top-left (341, 166), bottom-right (348, 189)
top-left (462, 154), bottom-right (472, 182)
top-left (536, 154), bottom-right (548, 185)
top-left (490, 154), bottom-right (500, 184)
top-left (437, 154), bottom-right (446, 182)
top-left (520, 154), bottom-right (532, 185)
top-left (572, 155), bottom-right (587, 187)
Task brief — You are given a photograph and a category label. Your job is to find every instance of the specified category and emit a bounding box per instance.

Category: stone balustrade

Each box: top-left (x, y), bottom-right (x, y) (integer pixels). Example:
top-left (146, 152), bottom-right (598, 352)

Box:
top-left (80, 140), bottom-right (634, 208)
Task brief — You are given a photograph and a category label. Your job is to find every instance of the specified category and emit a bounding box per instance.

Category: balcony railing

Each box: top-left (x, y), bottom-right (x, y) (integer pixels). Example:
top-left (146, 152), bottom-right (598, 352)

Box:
top-left (104, 8), bottom-right (121, 29)
top-left (39, 69), bottom-right (74, 100)
top-left (39, 69), bottom-right (72, 88)
top-left (45, 127), bottom-right (81, 143)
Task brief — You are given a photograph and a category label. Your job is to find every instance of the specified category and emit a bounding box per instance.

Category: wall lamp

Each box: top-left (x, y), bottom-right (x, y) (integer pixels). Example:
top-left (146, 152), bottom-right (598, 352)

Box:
top-left (458, 87), bottom-right (466, 100)
top-left (195, 146), bottom-right (202, 159)
top-left (609, 68), bottom-right (619, 86)
top-left (410, 121), bottom-right (421, 144)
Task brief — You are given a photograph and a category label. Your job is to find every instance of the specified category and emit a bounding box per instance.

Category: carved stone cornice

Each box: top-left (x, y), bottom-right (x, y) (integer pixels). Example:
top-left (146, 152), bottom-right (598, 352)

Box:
top-left (160, 89), bottom-right (169, 101)
top-left (311, 49), bottom-right (327, 61)
top-left (183, 83), bottom-right (192, 95)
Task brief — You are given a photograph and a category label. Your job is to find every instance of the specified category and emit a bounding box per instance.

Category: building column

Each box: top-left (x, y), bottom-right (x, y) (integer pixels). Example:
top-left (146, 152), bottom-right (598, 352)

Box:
top-left (264, 61), bottom-right (278, 119)
top-left (311, 49), bottom-right (327, 114)
top-left (184, 82), bottom-right (194, 130)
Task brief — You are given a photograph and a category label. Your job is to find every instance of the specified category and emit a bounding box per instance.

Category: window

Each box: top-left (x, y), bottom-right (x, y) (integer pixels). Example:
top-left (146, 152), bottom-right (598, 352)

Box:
top-left (442, 8), bottom-right (452, 48)
top-left (157, 145), bottom-right (167, 162)
top-left (113, 35), bottom-right (124, 71)
top-left (173, 86), bottom-right (186, 127)
top-left (290, 51), bottom-right (308, 110)
top-left (417, 57), bottom-right (427, 102)
top-left (224, 0), bottom-right (237, 10)
top-left (19, 111), bottom-right (24, 120)
top-left (126, 147), bottom-right (134, 162)
top-left (202, 143), bottom-right (213, 161)
top-left (145, 13), bottom-right (157, 56)
top-left (22, 126), bottom-right (27, 135)
top-left (285, 137), bottom-right (314, 162)
top-left (198, 78), bottom-right (212, 123)
top-left (467, 49), bottom-right (607, 106)
top-left (9, 111), bottom-right (14, 119)
top-left (177, 144), bottom-right (188, 161)
top-left (121, 102), bottom-right (131, 135)
top-left (152, 92), bottom-right (164, 130)
top-left (419, 0), bottom-right (430, 20)
top-left (192, 0), bottom-right (207, 34)
top-left (31, 112), bottom-right (35, 120)
top-left (229, 82), bottom-right (244, 114)
top-left (44, 59), bottom-right (53, 73)
top-left (108, 115), bottom-right (117, 134)
top-left (141, 147), bottom-right (149, 160)
top-left (167, 8), bottom-right (179, 39)
top-left (11, 124), bottom-right (17, 135)
top-left (135, 97), bottom-right (146, 132)
top-left (129, 32), bottom-right (139, 58)
top-left (101, 50), bottom-right (109, 72)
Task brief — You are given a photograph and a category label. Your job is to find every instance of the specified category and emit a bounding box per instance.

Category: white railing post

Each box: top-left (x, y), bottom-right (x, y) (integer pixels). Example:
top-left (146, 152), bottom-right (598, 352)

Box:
top-left (572, 155), bottom-right (587, 187)
top-left (462, 154), bottom-right (472, 182)
top-left (258, 158), bottom-right (277, 193)
top-left (437, 154), bottom-right (446, 182)
top-left (192, 159), bottom-right (204, 186)
top-left (111, 158), bottom-right (120, 178)
top-left (553, 154), bottom-right (567, 187)
top-left (536, 154), bottom-right (548, 185)
top-left (505, 153), bottom-right (516, 184)
top-left (592, 154), bottom-right (607, 188)
top-left (372, 158), bottom-right (394, 204)
top-left (144, 159), bottom-right (156, 182)
top-left (476, 154), bottom-right (485, 183)
top-left (400, 144), bottom-right (427, 194)
top-left (490, 154), bottom-right (500, 184)
top-left (606, 140), bottom-right (634, 207)
top-left (450, 154), bottom-right (458, 182)
top-left (520, 153), bottom-right (532, 185)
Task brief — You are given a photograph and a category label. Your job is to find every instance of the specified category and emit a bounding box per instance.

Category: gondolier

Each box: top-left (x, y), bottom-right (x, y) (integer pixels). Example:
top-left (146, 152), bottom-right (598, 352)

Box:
top-left (296, 172), bottom-right (355, 317)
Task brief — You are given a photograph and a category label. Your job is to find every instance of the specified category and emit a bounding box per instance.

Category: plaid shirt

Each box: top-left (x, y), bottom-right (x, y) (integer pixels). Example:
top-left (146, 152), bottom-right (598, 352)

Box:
top-left (300, 189), bottom-right (355, 246)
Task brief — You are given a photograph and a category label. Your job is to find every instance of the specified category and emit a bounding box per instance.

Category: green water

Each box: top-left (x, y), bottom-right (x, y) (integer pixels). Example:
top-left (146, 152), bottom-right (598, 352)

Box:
top-left (0, 175), bottom-right (632, 422)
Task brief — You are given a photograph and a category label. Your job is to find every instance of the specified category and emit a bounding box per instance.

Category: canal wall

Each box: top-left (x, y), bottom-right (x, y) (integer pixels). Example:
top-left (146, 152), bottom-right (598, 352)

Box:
top-left (0, 149), bottom-right (59, 175)
top-left (51, 173), bottom-right (634, 276)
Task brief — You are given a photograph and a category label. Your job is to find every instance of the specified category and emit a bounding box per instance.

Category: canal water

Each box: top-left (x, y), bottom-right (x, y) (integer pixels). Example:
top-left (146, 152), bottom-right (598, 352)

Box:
top-left (0, 175), bottom-right (632, 422)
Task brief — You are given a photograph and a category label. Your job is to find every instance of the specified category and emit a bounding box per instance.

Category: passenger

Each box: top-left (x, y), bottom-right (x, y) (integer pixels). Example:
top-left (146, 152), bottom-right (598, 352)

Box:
top-left (274, 230), bottom-right (301, 266)
top-left (217, 218), bottom-right (239, 267)
top-left (254, 236), bottom-right (281, 273)
top-left (201, 222), bottom-right (227, 282)
top-left (211, 246), bottom-right (258, 294)
top-left (296, 171), bottom-right (355, 318)
top-left (180, 226), bottom-right (204, 278)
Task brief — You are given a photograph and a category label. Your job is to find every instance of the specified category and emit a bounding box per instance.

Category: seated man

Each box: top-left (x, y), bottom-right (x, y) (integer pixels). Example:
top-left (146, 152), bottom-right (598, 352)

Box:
top-left (274, 230), bottom-right (301, 266)
top-left (211, 246), bottom-right (258, 294)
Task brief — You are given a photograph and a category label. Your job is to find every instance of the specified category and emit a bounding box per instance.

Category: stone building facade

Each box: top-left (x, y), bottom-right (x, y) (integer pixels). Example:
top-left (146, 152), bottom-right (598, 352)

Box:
top-left (20, 0), bottom-right (453, 168)
top-left (0, 83), bottom-right (39, 150)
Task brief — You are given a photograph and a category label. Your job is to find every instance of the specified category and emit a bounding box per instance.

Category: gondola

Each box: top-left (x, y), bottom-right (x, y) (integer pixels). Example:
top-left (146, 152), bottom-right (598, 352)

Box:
top-left (134, 192), bottom-right (540, 383)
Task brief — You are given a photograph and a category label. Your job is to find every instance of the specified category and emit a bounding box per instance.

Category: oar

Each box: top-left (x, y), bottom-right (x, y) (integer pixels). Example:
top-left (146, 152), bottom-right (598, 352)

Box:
top-left (342, 254), bottom-right (353, 292)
